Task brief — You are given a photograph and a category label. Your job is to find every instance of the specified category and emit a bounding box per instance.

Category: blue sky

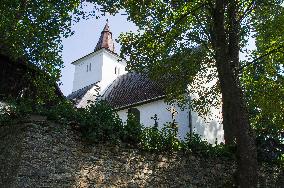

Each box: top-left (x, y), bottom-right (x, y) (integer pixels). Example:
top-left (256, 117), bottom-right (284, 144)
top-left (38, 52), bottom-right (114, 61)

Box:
top-left (60, 9), bottom-right (137, 96)
top-left (60, 4), bottom-right (258, 96)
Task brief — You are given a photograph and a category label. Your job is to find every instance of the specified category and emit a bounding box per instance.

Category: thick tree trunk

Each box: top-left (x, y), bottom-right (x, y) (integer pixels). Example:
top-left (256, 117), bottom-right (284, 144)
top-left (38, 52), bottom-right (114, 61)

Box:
top-left (212, 0), bottom-right (258, 187)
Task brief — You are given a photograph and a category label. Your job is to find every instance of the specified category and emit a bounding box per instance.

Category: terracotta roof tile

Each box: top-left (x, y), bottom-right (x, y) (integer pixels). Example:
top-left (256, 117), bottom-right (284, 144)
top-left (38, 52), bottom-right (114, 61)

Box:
top-left (102, 73), bottom-right (166, 109)
top-left (94, 20), bottom-right (115, 52)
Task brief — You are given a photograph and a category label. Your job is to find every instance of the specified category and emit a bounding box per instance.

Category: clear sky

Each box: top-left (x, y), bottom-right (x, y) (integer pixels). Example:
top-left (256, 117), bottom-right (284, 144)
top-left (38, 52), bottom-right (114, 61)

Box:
top-left (60, 6), bottom-right (137, 96)
top-left (60, 3), bottom-right (258, 96)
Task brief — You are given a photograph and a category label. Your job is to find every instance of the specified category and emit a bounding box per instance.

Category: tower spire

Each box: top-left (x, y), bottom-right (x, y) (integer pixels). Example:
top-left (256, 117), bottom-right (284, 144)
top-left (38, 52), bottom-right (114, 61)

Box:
top-left (94, 19), bottom-right (115, 52)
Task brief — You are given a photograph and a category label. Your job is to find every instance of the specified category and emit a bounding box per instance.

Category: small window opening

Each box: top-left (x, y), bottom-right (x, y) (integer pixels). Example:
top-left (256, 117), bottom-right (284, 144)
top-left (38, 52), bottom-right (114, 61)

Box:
top-left (89, 63), bottom-right (91, 71)
top-left (115, 67), bottom-right (117, 74)
top-left (87, 65), bottom-right (88, 72)
top-left (128, 108), bottom-right (140, 123)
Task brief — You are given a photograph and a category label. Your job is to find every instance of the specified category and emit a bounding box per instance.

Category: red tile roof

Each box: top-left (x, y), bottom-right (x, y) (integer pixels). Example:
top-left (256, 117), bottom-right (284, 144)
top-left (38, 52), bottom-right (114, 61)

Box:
top-left (67, 73), bottom-right (167, 109)
top-left (102, 73), bottom-right (166, 109)
top-left (94, 20), bottom-right (115, 52)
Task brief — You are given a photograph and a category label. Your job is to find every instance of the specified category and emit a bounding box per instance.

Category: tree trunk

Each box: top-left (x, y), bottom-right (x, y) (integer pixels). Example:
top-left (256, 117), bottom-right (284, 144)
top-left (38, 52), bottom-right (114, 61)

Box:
top-left (212, 0), bottom-right (258, 187)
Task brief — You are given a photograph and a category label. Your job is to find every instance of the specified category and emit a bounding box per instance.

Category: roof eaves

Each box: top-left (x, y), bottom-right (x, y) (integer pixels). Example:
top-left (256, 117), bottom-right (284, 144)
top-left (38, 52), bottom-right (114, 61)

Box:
top-left (71, 50), bottom-right (102, 65)
top-left (114, 95), bottom-right (166, 111)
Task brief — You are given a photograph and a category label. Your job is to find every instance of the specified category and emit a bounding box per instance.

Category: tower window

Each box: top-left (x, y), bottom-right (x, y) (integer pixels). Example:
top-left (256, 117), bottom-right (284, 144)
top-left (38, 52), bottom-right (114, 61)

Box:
top-left (115, 67), bottom-right (117, 74)
top-left (89, 63), bottom-right (91, 71)
top-left (87, 65), bottom-right (88, 72)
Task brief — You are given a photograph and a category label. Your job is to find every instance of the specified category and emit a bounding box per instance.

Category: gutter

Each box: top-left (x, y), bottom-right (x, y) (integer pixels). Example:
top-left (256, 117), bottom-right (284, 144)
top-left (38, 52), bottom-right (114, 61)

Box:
top-left (115, 95), bottom-right (166, 111)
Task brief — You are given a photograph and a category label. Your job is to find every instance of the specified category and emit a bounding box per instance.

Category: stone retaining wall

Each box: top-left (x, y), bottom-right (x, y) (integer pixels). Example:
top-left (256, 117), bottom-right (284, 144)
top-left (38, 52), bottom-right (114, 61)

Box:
top-left (0, 120), bottom-right (282, 187)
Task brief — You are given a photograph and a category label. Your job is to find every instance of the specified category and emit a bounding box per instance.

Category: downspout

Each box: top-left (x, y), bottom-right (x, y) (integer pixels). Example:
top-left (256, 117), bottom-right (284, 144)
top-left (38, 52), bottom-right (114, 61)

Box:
top-left (189, 107), bottom-right (193, 139)
top-left (188, 96), bottom-right (193, 139)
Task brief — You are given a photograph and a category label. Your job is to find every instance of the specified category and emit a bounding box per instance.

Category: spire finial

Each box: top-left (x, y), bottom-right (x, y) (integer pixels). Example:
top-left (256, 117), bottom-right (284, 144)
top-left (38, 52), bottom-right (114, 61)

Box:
top-left (94, 19), bottom-right (115, 52)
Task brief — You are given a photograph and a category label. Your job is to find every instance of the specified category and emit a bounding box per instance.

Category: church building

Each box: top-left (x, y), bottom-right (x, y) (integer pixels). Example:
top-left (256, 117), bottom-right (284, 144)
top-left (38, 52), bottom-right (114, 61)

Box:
top-left (67, 21), bottom-right (224, 144)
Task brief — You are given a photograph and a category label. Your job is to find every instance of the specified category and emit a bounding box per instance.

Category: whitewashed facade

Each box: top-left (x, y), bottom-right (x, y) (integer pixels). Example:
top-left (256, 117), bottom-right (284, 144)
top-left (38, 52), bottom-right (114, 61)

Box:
top-left (117, 99), bottom-right (223, 144)
top-left (72, 49), bottom-right (127, 93)
top-left (68, 21), bottom-right (224, 144)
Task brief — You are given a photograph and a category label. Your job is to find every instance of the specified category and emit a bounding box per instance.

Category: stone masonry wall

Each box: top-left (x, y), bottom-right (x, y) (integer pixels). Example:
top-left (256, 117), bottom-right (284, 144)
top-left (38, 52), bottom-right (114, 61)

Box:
top-left (0, 118), bottom-right (283, 188)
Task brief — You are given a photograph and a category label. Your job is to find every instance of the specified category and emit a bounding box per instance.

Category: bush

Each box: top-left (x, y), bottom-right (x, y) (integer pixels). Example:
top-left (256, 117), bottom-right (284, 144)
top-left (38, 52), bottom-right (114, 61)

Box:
top-left (183, 133), bottom-right (235, 157)
top-left (140, 122), bottom-right (182, 152)
top-left (41, 100), bottom-right (77, 124)
top-left (0, 100), bottom-right (30, 125)
top-left (80, 100), bottom-right (123, 143)
top-left (140, 126), bottom-right (164, 151)
top-left (0, 98), bottom-right (237, 158)
top-left (256, 128), bottom-right (284, 164)
top-left (183, 132), bottom-right (211, 155)
top-left (121, 113), bottom-right (143, 145)
top-left (160, 122), bottom-right (182, 151)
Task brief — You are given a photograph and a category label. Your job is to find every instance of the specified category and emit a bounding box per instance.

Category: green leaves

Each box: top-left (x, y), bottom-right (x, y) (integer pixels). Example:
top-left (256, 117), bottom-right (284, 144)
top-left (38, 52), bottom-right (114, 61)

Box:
top-left (240, 1), bottom-right (284, 140)
top-left (0, 0), bottom-right (90, 79)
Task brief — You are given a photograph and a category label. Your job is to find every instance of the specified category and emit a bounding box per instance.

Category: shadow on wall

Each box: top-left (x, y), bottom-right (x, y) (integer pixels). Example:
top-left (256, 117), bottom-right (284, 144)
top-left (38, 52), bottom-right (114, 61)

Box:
top-left (72, 145), bottom-right (236, 187)
top-left (191, 111), bottom-right (224, 144)
top-left (0, 121), bottom-right (281, 187)
top-left (0, 54), bottom-right (64, 103)
top-left (0, 121), bottom-right (232, 187)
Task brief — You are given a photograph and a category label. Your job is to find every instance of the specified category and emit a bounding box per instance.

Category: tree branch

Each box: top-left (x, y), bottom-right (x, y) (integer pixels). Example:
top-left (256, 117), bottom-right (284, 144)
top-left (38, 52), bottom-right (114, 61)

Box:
top-left (238, 0), bottom-right (256, 23)
top-left (162, 2), bottom-right (215, 55)
top-left (239, 43), bottom-right (284, 70)
top-left (161, 3), bottom-right (206, 37)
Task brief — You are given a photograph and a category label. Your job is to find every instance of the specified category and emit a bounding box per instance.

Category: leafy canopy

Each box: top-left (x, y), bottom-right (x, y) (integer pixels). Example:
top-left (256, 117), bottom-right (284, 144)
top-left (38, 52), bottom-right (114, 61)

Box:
top-left (96, 0), bottom-right (284, 119)
top-left (0, 0), bottom-right (97, 79)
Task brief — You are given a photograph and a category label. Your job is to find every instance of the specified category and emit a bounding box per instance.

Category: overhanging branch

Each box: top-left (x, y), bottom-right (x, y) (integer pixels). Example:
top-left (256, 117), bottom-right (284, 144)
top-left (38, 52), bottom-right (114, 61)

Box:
top-left (239, 43), bottom-right (284, 71)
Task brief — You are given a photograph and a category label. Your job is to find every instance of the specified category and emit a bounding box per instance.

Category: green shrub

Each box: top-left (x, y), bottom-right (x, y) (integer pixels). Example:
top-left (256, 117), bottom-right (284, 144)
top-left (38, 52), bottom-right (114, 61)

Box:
top-left (183, 133), bottom-right (235, 157)
top-left (0, 98), bottom-right (237, 159)
top-left (140, 122), bottom-right (182, 152)
top-left (42, 100), bottom-right (77, 124)
top-left (140, 126), bottom-right (163, 151)
top-left (80, 100), bottom-right (123, 143)
top-left (256, 128), bottom-right (284, 165)
top-left (122, 113), bottom-right (143, 145)
top-left (183, 132), bottom-right (211, 155)
top-left (160, 122), bottom-right (182, 151)
top-left (0, 100), bottom-right (30, 125)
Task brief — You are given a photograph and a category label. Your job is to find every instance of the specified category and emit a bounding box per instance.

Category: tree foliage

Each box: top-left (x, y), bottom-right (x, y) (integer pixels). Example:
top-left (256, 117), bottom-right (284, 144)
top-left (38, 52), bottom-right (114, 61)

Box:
top-left (95, 0), bottom-right (284, 186)
top-left (0, 0), bottom-right (95, 79)
top-left (241, 2), bottom-right (284, 132)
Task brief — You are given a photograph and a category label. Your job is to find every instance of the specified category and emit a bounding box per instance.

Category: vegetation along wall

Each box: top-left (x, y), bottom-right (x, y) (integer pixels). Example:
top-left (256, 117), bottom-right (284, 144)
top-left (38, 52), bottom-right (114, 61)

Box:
top-left (0, 118), bottom-right (282, 187)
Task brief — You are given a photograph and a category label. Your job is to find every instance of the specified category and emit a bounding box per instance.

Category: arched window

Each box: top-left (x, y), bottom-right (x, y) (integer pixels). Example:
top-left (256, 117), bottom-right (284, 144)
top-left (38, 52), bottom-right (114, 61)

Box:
top-left (128, 108), bottom-right (140, 123)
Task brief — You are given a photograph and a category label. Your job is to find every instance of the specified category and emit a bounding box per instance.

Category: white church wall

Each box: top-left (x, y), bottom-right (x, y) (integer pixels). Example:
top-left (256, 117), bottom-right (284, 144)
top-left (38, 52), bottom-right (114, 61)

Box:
top-left (191, 105), bottom-right (224, 144)
top-left (100, 50), bottom-right (127, 94)
top-left (117, 109), bottom-right (128, 124)
top-left (117, 99), bottom-right (190, 140)
top-left (117, 99), bottom-right (224, 144)
top-left (0, 101), bottom-right (8, 114)
top-left (72, 51), bottom-right (104, 92)
top-left (77, 85), bottom-right (100, 108)
top-left (185, 63), bottom-right (224, 144)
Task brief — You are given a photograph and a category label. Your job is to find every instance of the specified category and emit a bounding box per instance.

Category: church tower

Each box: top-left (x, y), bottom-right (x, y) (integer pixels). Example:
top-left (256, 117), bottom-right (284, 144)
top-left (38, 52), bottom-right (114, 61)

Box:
top-left (71, 20), bottom-right (127, 94)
